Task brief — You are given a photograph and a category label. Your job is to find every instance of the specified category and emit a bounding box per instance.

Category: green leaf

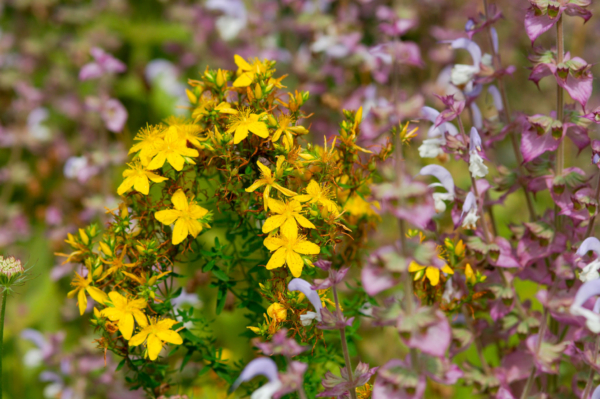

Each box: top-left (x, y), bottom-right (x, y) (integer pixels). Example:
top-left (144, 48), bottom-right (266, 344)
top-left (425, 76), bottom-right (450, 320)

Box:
top-left (212, 269), bottom-right (229, 281)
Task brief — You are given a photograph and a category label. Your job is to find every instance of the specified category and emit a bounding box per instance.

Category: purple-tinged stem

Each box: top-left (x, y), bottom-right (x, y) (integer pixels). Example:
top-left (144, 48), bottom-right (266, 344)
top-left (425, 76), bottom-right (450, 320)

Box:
top-left (555, 16), bottom-right (565, 233)
top-left (585, 173), bottom-right (600, 237)
top-left (582, 336), bottom-right (600, 399)
top-left (482, 0), bottom-right (536, 220)
top-left (332, 285), bottom-right (357, 399)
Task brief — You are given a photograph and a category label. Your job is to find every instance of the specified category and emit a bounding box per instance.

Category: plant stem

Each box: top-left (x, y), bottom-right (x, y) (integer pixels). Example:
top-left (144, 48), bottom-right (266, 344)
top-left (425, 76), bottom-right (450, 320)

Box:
top-left (463, 305), bottom-right (491, 374)
top-left (0, 290), bottom-right (7, 399)
top-left (520, 368), bottom-right (536, 399)
top-left (482, 0), bottom-right (536, 220)
top-left (332, 285), bottom-right (357, 399)
top-left (555, 16), bottom-right (565, 232)
top-left (582, 336), bottom-right (600, 399)
top-left (298, 385), bottom-right (308, 399)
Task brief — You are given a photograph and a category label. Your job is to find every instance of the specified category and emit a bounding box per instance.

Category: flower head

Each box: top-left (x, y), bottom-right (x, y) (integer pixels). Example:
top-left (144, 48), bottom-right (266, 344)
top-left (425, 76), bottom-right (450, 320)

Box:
top-left (246, 158), bottom-right (297, 211)
top-left (288, 278), bottom-right (323, 325)
top-left (408, 260), bottom-right (453, 286)
top-left (67, 269), bottom-right (108, 315)
top-left (232, 55), bottom-right (269, 88)
top-left (226, 108), bottom-right (269, 144)
top-left (0, 256), bottom-right (24, 277)
top-left (128, 317), bottom-right (183, 361)
top-left (117, 160), bottom-right (168, 196)
top-left (155, 189), bottom-right (211, 245)
top-left (147, 128), bottom-right (199, 171)
top-left (271, 114), bottom-right (308, 149)
top-left (294, 179), bottom-right (339, 213)
top-left (101, 291), bottom-right (148, 340)
top-left (229, 357), bottom-right (282, 399)
top-left (264, 226), bottom-right (320, 277)
top-left (419, 165), bottom-right (455, 213)
top-left (129, 125), bottom-right (165, 165)
top-left (461, 192), bottom-right (479, 230)
top-left (262, 199), bottom-right (315, 235)
top-left (469, 127), bottom-right (488, 179)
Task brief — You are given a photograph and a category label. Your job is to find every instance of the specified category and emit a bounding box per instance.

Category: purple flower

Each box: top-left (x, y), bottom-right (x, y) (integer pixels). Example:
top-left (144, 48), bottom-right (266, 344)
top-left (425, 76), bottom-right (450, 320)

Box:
top-left (524, 1), bottom-right (592, 45)
top-left (318, 307), bottom-right (354, 330)
top-left (470, 103), bottom-right (482, 129)
top-left (593, 385), bottom-right (600, 399)
top-left (275, 361), bottom-right (308, 399)
top-left (79, 47), bottom-right (126, 81)
top-left (229, 357), bottom-right (282, 399)
top-left (433, 95), bottom-right (466, 127)
top-left (253, 329), bottom-right (308, 358)
top-left (312, 266), bottom-right (349, 290)
top-left (101, 98), bottom-right (128, 133)
top-left (372, 358), bottom-right (426, 399)
top-left (446, 38), bottom-right (482, 87)
top-left (316, 361), bottom-right (378, 398)
top-left (582, 107), bottom-right (600, 124)
top-left (288, 278), bottom-right (322, 325)
top-left (570, 279), bottom-right (600, 333)
top-left (419, 164), bottom-right (455, 213)
top-left (487, 85), bottom-right (504, 112)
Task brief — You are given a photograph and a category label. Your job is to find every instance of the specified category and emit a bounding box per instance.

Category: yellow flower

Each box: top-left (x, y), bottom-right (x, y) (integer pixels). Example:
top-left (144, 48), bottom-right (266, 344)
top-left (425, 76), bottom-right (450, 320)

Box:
top-left (271, 114), bottom-right (308, 149)
top-left (465, 263), bottom-right (487, 285)
top-left (340, 107), bottom-right (372, 154)
top-left (263, 225), bottom-right (320, 277)
top-left (168, 123), bottom-right (206, 149)
top-left (262, 199), bottom-right (315, 235)
top-left (232, 54), bottom-right (268, 87)
top-left (129, 125), bottom-right (165, 165)
top-left (245, 159), bottom-right (297, 211)
top-left (343, 193), bottom-right (380, 218)
top-left (155, 189), bottom-right (210, 245)
top-left (117, 160), bottom-right (168, 195)
top-left (99, 245), bottom-right (136, 280)
top-left (101, 291), bottom-right (148, 340)
top-left (147, 128), bottom-right (199, 171)
top-left (67, 269), bottom-right (108, 315)
top-left (226, 108), bottom-right (269, 144)
top-left (128, 317), bottom-right (183, 361)
top-left (247, 302), bottom-right (288, 335)
top-left (294, 180), bottom-right (339, 213)
top-left (408, 261), bottom-right (454, 287)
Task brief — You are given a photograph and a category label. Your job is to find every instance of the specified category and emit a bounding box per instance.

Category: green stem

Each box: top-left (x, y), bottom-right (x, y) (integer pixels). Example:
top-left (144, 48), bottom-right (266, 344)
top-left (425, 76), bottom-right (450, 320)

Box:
top-left (0, 290), bottom-right (7, 399)
top-left (333, 285), bottom-right (357, 399)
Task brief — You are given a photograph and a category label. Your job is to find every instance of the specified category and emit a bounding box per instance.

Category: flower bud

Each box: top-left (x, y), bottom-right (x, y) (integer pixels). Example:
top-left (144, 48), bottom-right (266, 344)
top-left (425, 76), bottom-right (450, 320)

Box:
top-left (0, 256), bottom-right (24, 277)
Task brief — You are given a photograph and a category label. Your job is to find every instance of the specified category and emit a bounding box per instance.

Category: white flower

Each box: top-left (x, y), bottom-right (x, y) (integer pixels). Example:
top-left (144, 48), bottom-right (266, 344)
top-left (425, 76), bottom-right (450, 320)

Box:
top-left (451, 64), bottom-right (479, 86)
top-left (23, 349), bottom-right (43, 368)
top-left (580, 259), bottom-right (600, 282)
top-left (252, 380), bottom-right (283, 399)
top-left (300, 311), bottom-right (319, 326)
top-left (442, 277), bottom-right (461, 303)
top-left (469, 151), bottom-right (488, 178)
top-left (571, 304), bottom-right (600, 333)
top-left (462, 208), bottom-right (479, 230)
top-left (432, 192), bottom-right (454, 213)
top-left (418, 138), bottom-right (445, 158)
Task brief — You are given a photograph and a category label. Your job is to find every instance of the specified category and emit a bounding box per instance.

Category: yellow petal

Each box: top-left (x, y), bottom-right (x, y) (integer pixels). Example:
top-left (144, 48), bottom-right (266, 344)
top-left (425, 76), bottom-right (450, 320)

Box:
top-left (77, 289), bottom-right (88, 315)
top-left (268, 199), bottom-right (286, 213)
top-left (171, 189), bottom-right (189, 212)
top-left (233, 72), bottom-right (254, 88)
top-left (155, 209), bottom-right (180, 226)
top-left (133, 310), bottom-right (148, 327)
top-left (264, 236), bottom-right (285, 251)
top-left (172, 218), bottom-right (189, 245)
top-left (272, 183), bottom-right (297, 197)
top-left (101, 307), bottom-right (122, 321)
top-left (266, 248), bottom-right (287, 270)
top-left (187, 219), bottom-right (203, 238)
top-left (294, 214), bottom-right (315, 229)
top-left (280, 218), bottom-right (298, 238)
top-left (234, 54), bottom-right (252, 71)
top-left (133, 175), bottom-right (150, 195)
top-left (129, 329), bottom-right (150, 347)
top-left (147, 334), bottom-right (163, 361)
top-left (86, 286), bottom-right (108, 305)
top-left (262, 215), bottom-right (287, 233)
top-left (294, 194), bottom-right (312, 203)
top-left (147, 152), bottom-right (167, 170)
top-left (156, 329), bottom-right (183, 345)
top-left (245, 179), bottom-right (266, 193)
top-left (233, 126), bottom-right (249, 144)
top-left (118, 313), bottom-right (135, 340)
top-left (256, 161), bottom-right (271, 178)
top-left (407, 261), bottom-right (426, 272)
top-left (248, 121), bottom-right (269, 138)
top-left (426, 267), bottom-right (440, 286)
top-left (108, 291), bottom-right (126, 308)
top-left (441, 264), bottom-right (454, 275)
top-left (286, 251), bottom-right (304, 277)
top-left (166, 152), bottom-right (185, 171)
top-left (293, 240), bottom-right (320, 255)
top-left (281, 221), bottom-right (297, 241)
top-left (117, 176), bottom-right (136, 195)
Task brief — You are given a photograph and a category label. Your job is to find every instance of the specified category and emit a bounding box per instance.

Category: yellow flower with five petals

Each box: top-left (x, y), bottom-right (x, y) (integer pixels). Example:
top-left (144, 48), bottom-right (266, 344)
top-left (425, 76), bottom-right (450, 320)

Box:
top-left (226, 108), bottom-right (269, 144)
top-left (129, 125), bottom-right (165, 165)
top-left (67, 269), bottom-right (108, 315)
top-left (101, 291), bottom-right (148, 340)
top-left (262, 199), bottom-right (315, 235)
top-left (147, 128), bottom-right (199, 171)
top-left (294, 180), bottom-right (339, 213)
top-left (245, 158), bottom-right (297, 211)
top-left (128, 317), bottom-right (183, 361)
top-left (232, 55), bottom-right (268, 87)
top-left (408, 261), bottom-right (454, 287)
top-left (117, 160), bottom-right (168, 196)
top-left (155, 189), bottom-right (210, 245)
top-left (263, 225), bottom-right (320, 277)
